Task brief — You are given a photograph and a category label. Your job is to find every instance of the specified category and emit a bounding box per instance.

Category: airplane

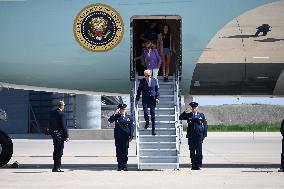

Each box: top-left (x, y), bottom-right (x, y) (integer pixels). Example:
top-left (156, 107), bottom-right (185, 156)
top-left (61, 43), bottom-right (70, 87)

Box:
top-left (0, 0), bottom-right (283, 96)
top-left (0, 0), bottom-right (284, 168)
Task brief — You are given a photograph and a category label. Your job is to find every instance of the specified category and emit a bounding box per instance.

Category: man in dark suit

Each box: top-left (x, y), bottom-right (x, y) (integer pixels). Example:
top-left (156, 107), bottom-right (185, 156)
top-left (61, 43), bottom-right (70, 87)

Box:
top-left (108, 104), bottom-right (134, 171)
top-left (49, 100), bottom-right (69, 172)
top-left (279, 119), bottom-right (284, 172)
top-left (179, 102), bottom-right (208, 170)
top-left (135, 70), bottom-right (160, 136)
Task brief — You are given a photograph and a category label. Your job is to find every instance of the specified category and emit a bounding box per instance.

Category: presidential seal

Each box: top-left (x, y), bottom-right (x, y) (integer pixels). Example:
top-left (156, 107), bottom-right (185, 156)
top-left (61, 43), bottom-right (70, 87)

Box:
top-left (73, 4), bottom-right (124, 52)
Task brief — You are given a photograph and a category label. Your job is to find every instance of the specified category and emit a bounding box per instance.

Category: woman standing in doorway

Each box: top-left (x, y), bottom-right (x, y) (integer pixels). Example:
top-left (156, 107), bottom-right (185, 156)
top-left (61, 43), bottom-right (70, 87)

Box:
top-left (157, 24), bottom-right (175, 81)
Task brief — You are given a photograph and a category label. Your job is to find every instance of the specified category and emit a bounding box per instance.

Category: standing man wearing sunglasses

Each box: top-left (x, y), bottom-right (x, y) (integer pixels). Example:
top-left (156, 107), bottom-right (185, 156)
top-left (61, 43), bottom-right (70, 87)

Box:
top-left (136, 70), bottom-right (160, 136)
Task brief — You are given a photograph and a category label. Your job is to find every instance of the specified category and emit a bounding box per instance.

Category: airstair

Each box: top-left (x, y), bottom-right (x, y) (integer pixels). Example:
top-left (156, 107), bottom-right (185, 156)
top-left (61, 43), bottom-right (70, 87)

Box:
top-left (133, 74), bottom-right (182, 170)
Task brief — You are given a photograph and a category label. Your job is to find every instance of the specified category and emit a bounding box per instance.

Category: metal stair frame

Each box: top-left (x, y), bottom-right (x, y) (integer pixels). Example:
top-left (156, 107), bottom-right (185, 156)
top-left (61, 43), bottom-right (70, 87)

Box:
top-left (133, 72), bottom-right (182, 170)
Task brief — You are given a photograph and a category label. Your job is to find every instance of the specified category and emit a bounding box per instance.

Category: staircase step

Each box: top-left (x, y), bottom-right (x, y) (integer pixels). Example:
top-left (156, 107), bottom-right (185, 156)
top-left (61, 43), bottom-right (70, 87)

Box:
top-left (139, 163), bottom-right (179, 170)
top-left (159, 96), bottom-right (175, 101)
top-left (138, 104), bottom-right (175, 108)
top-left (139, 129), bottom-right (176, 136)
top-left (160, 91), bottom-right (174, 95)
top-left (139, 142), bottom-right (176, 149)
top-left (159, 86), bottom-right (174, 91)
top-left (158, 87), bottom-right (174, 91)
top-left (139, 110), bottom-right (175, 115)
top-left (139, 120), bottom-right (175, 124)
top-left (159, 86), bottom-right (175, 95)
top-left (139, 156), bottom-right (178, 163)
top-left (139, 111), bottom-right (175, 118)
top-left (159, 82), bottom-right (174, 85)
top-left (138, 123), bottom-right (175, 129)
top-left (138, 115), bottom-right (175, 122)
top-left (139, 149), bottom-right (177, 156)
top-left (139, 158), bottom-right (178, 164)
top-left (137, 101), bottom-right (174, 105)
top-left (139, 135), bottom-right (176, 142)
top-left (138, 108), bottom-right (175, 115)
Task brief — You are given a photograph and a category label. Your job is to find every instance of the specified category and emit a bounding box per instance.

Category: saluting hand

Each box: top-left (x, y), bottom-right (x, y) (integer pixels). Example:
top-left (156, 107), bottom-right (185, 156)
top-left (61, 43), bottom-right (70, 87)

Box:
top-left (114, 108), bottom-right (120, 115)
top-left (185, 107), bottom-right (191, 113)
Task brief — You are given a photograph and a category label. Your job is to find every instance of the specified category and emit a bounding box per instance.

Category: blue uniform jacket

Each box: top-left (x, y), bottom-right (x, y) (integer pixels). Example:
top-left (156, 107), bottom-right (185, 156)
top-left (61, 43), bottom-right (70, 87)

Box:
top-left (135, 78), bottom-right (160, 104)
top-left (179, 112), bottom-right (208, 139)
top-left (108, 113), bottom-right (134, 140)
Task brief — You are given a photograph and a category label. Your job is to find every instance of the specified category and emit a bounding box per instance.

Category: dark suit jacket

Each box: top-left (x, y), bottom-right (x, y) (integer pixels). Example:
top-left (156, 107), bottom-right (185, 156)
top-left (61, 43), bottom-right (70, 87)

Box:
top-left (136, 77), bottom-right (160, 104)
top-left (49, 108), bottom-right (69, 140)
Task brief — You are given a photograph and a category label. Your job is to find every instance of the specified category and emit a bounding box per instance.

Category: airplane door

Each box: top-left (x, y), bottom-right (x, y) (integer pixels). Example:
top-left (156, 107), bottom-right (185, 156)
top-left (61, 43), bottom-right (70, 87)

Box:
top-left (130, 16), bottom-right (182, 80)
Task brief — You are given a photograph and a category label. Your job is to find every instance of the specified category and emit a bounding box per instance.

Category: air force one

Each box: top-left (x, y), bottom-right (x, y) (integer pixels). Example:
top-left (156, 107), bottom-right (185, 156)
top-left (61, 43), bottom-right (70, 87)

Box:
top-left (1, 0), bottom-right (284, 169)
top-left (0, 0), bottom-right (284, 96)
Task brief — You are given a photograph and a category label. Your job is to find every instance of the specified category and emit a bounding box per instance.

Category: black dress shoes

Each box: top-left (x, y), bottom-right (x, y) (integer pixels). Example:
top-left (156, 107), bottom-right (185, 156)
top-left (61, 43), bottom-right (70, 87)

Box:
top-left (278, 168), bottom-right (284, 172)
top-left (117, 167), bottom-right (122, 171)
top-left (52, 169), bottom-right (64, 172)
top-left (152, 132), bottom-right (156, 136)
top-left (123, 167), bottom-right (128, 171)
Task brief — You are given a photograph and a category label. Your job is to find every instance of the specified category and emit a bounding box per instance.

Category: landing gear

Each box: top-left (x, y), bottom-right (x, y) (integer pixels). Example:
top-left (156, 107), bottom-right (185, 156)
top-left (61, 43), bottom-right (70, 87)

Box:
top-left (0, 130), bottom-right (13, 167)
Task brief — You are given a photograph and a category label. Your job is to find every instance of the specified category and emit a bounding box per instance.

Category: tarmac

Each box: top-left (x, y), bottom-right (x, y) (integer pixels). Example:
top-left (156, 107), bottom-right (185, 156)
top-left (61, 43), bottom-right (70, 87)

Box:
top-left (1, 132), bottom-right (284, 189)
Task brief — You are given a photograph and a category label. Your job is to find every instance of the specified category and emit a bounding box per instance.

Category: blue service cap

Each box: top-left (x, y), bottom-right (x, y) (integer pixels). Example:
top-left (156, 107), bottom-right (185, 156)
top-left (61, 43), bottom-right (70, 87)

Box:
top-left (117, 103), bottom-right (127, 109)
top-left (189, 102), bottom-right (198, 107)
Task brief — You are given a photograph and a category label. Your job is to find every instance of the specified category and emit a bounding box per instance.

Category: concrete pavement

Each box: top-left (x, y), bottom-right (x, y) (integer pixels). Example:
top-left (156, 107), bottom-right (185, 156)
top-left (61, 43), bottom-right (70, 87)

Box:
top-left (0, 132), bottom-right (284, 188)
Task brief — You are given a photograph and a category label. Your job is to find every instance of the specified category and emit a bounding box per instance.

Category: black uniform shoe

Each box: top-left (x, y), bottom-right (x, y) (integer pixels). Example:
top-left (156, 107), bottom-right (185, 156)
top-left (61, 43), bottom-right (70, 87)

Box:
top-left (123, 167), bottom-right (128, 171)
top-left (191, 166), bottom-right (200, 170)
top-left (52, 169), bottom-right (64, 172)
top-left (117, 167), bottom-right (122, 171)
top-left (278, 168), bottom-right (284, 172)
top-left (152, 132), bottom-right (156, 136)
top-left (144, 123), bottom-right (149, 129)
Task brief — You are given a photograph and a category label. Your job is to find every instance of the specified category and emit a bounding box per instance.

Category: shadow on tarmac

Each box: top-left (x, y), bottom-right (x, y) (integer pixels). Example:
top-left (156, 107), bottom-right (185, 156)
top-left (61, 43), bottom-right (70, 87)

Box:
top-left (254, 38), bottom-right (284, 42)
top-left (1, 163), bottom-right (279, 171)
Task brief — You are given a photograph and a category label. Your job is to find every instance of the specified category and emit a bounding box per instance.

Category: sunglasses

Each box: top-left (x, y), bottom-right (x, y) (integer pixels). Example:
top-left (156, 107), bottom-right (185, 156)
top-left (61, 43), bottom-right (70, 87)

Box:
top-left (144, 75), bottom-right (150, 77)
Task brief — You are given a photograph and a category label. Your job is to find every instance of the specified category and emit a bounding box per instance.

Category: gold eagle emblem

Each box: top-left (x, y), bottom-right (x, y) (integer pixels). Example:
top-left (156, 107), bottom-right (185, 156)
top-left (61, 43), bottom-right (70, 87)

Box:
top-left (73, 4), bottom-right (124, 52)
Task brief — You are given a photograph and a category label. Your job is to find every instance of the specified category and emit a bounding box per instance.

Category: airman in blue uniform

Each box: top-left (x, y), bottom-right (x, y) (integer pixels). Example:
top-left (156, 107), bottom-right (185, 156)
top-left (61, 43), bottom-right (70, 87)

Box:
top-left (108, 104), bottom-right (134, 171)
top-left (179, 102), bottom-right (208, 170)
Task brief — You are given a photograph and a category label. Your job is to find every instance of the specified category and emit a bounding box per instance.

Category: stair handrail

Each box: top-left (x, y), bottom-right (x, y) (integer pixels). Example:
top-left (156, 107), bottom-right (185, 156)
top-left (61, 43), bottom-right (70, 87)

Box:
top-left (133, 72), bottom-right (140, 169)
top-left (174, 72), bottom-right (183, 154)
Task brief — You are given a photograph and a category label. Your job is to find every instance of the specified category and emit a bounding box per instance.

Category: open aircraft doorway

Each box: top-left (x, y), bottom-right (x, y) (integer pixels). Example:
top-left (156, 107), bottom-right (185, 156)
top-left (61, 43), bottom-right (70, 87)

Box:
top-left (130, 16), bottom-right (182, 80)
